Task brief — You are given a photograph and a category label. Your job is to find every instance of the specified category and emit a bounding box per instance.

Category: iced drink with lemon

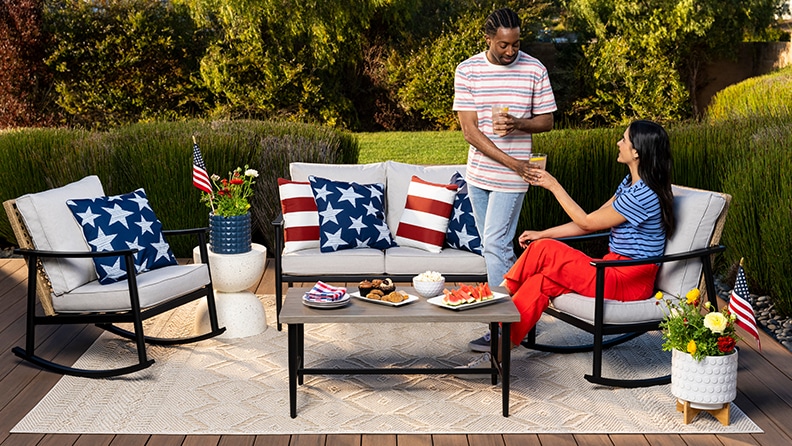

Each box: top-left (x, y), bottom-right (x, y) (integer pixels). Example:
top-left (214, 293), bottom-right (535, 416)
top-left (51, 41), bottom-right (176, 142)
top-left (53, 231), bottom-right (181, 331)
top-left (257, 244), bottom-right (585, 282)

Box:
top-left (491, 105), bottom-right (509, 136)
top-left (530, 153), bottom-right (547, 170)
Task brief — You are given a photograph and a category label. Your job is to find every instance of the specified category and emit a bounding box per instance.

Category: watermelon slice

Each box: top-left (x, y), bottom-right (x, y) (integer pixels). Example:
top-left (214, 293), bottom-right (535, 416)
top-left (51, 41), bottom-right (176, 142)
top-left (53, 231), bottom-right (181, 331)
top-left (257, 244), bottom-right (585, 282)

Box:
top-left (443, 290), bottom-right (465, 306)
top-left (479, 282), bottom-right (494, 300)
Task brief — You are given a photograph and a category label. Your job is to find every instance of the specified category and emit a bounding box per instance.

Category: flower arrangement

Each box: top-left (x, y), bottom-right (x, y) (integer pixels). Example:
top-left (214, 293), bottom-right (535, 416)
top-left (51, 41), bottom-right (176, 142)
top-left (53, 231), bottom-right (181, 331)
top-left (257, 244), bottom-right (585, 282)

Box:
top-left (200, 165), bottom-right (259, 217)
top-left (657, 288), bottom-right (741, 361)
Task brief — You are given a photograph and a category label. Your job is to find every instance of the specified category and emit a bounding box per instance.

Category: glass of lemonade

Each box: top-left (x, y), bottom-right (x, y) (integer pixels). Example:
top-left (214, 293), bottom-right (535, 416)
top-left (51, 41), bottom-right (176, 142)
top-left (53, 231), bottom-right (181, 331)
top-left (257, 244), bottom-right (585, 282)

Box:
top-left (530, 153), bottom-right (547, 170)
top-left (491, 105), bottom-right (510, 136)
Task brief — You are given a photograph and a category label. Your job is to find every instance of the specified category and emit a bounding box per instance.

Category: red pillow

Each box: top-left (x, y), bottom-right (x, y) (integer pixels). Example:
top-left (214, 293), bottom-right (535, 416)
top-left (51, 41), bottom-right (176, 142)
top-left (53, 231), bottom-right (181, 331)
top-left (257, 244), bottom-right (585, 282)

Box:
top-left (395, 176), bottom-right (458, 253)
top-left (277, 178), bottom-right (320, 253)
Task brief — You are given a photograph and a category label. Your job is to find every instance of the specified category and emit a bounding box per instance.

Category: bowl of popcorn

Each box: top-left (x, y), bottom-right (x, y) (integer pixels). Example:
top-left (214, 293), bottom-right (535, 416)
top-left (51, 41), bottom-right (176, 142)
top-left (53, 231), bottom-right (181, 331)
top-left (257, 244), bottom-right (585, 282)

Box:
top-left (412, 270), bottom-right (446, 298)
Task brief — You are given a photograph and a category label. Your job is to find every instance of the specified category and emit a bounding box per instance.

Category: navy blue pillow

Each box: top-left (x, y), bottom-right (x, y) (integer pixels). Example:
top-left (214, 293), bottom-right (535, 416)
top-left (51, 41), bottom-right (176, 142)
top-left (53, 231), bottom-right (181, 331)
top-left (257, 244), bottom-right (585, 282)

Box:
top-left (445, 172), bottom-right (482, 255)
top-left (308, 176), bottom-right (396, 252)
top-left (67, 189), bottom-right (178, 284)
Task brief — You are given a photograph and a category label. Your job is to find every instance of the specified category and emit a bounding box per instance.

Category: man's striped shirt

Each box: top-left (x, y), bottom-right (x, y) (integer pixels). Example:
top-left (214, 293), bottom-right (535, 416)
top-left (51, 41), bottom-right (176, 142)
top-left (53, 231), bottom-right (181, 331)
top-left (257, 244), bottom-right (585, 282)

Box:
top-left (453, 51), bottom-right (557, 192)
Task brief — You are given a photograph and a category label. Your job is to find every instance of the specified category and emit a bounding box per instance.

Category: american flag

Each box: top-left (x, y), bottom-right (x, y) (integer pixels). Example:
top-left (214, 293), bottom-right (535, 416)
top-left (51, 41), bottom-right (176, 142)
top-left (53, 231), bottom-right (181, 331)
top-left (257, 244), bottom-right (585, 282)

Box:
top-left (729, 259), bottom-right (762, 351)
top-left (192, 136), bottom-right (212, 195)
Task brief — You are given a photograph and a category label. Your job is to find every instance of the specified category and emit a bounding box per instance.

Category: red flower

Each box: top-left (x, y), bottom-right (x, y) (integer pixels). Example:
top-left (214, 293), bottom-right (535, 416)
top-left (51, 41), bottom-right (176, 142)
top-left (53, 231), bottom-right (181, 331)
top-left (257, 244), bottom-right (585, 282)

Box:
top-left (718, 336), bottom-right (736, 353)
top-left (230, 178), bottom-right (244, 185)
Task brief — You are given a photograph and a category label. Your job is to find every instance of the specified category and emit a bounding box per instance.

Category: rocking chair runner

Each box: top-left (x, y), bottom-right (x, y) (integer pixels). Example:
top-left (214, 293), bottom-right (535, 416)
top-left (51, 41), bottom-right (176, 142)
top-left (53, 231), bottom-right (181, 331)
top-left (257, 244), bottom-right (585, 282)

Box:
top-left (4, 176), bottom-right (226, 378)
top-left (521, 185), bottom-right (731, 388)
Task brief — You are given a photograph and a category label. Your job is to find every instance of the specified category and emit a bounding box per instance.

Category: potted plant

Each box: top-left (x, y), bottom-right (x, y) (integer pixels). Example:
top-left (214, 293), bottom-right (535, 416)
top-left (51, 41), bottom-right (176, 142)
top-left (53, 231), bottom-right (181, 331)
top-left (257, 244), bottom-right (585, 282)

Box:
top-left (200, 165), bottom-right (259, 254)
top-left (656, 288), bottom-right (741, 422)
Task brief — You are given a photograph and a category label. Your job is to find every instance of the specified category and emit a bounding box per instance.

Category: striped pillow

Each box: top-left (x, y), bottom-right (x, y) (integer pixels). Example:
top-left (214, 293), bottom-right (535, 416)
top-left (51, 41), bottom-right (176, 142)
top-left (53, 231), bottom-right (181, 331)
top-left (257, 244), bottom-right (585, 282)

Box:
top-left (395, 176), bottom-right (458, 253)
top-left (277, 178), bottom-right (320, 254)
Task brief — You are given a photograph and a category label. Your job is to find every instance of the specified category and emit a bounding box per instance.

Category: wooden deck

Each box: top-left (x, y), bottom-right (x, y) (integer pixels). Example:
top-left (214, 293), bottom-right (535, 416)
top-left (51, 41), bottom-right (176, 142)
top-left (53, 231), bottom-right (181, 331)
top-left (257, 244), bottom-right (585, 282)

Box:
top-left (1, 257), bottom-right (792, 446)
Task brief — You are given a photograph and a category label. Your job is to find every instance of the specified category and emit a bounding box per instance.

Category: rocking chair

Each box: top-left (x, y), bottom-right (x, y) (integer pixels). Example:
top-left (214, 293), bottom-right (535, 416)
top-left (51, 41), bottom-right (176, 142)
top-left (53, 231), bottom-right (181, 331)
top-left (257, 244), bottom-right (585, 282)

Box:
top-left (4, 176), bottom-right (226, 378)
top-left (521, 185), bottom-right (731, 388)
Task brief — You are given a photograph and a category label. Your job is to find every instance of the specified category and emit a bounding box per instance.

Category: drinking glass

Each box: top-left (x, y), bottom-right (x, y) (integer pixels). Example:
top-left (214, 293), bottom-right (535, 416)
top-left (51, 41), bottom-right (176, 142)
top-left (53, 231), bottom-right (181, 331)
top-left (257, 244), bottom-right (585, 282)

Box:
top-left (530, 153), bottom-right (547, 170)
top-left (491, 105), bottom-right (510, 136)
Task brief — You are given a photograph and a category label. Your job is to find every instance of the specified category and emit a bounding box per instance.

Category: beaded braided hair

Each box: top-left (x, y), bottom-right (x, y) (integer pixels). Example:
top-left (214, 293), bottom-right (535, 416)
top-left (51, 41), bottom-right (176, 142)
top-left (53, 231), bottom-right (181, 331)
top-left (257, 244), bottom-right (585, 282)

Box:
top-left (483, 8), bottom-right (521, 36)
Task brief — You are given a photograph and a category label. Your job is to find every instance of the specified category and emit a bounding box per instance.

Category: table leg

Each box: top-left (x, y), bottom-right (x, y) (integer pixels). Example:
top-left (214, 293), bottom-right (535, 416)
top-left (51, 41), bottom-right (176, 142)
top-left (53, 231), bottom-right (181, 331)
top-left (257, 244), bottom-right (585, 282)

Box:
top-left (489, 322), bottom-right (499, 385)
top-left (288, 323), bottom-right (298, 418)
top-left (502, 322), bottom-right (511, 417)
top-left (297, 324), bottom-right (304, 385)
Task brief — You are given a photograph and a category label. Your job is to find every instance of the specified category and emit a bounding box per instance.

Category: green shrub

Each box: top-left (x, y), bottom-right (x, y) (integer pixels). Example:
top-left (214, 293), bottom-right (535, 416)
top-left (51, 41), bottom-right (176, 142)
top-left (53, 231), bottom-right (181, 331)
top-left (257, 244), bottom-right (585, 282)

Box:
top-left (0, 120), bottom-right (359, 256)
top-left (721, 119), bottom-right (792, 315)
top-left (707, 66), bottom-right (792, 124)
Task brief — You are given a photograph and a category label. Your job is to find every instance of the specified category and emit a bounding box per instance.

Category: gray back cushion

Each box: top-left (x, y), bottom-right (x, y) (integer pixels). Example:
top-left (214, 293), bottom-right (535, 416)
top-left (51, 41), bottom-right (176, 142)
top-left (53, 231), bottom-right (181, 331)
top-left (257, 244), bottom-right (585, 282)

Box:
top-left (656, 185), bottom-right (728, 297)
top-left (15, 176), bottom-right (105, 295)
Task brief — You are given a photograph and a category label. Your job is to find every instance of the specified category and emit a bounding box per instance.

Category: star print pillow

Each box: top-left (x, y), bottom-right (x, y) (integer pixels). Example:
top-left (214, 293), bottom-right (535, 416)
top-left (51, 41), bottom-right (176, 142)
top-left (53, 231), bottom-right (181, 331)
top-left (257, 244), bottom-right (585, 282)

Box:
top-left (308, 176), bottom-right (396, 253)
top-left (66, 188), bottom-right (178, 284)
top-left (445, 172), bottom-right (482, 255)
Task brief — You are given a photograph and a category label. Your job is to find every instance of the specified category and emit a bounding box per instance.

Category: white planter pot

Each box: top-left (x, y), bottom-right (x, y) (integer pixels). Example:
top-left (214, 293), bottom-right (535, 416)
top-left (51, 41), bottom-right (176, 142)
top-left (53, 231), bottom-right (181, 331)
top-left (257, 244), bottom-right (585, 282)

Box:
top-left (671, 349), bottom-right (738, 409)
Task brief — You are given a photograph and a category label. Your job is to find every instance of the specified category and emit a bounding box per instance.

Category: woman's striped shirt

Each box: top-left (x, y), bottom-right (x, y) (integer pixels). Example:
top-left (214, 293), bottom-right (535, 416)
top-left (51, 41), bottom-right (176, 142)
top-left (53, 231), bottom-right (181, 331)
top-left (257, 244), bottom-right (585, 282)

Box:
top-left (609, 177), bottom-right (666, 259)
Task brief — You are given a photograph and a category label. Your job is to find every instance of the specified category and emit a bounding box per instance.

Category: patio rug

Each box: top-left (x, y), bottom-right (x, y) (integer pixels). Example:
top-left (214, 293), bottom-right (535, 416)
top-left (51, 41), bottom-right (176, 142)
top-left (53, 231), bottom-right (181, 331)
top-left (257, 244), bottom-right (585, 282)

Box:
top-left (13, 295), bottom-right (762, 435)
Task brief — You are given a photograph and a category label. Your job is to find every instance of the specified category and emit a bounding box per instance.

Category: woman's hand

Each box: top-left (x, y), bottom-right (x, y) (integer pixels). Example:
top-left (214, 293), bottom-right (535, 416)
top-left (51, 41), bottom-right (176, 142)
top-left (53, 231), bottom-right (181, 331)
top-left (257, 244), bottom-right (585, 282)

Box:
top-left (524, 166), bottom-right (559, 190)
top-left (518, 230), bottom-right (543, 249)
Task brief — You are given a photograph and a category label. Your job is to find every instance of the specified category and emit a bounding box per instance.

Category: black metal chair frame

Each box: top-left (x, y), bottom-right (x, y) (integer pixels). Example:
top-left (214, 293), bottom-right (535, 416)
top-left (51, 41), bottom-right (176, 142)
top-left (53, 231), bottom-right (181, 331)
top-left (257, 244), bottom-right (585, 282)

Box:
top-left (12, 228), bottom-right (226, 378)
top-left (520, 232), bottom-right (725, 388)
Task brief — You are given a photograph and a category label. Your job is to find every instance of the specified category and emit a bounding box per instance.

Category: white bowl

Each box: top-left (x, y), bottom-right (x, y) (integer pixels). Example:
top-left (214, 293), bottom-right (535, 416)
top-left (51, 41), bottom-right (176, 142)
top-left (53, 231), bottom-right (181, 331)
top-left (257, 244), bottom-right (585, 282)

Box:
top-left (412, 277), bottom-right (446, 298)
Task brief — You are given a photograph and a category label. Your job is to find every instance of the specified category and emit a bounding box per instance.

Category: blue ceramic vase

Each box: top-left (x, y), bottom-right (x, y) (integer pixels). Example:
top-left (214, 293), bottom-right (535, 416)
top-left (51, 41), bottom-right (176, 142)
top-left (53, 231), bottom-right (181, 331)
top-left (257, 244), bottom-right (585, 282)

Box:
top-left (209, 212), bottom-right (252, 254)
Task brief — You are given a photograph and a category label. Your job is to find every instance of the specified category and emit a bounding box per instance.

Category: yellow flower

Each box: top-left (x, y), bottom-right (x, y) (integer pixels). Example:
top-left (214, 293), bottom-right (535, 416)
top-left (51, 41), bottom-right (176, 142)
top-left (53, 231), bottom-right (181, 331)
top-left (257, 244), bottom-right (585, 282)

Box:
top-left (704, 312), bottom-right (728, 334)
top-left (685, 289), bottom-right (700, 305)
top-left (687, 340), bottom-right (697, 354)
top-left (655, 291), bottom-right (664, 300)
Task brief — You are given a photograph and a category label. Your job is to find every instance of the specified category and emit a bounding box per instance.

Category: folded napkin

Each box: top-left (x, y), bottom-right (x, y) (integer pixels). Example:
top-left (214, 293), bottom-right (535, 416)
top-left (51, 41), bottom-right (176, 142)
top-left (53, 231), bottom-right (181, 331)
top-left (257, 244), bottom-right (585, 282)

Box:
top-left (304, 281), bottom-right (348, 302)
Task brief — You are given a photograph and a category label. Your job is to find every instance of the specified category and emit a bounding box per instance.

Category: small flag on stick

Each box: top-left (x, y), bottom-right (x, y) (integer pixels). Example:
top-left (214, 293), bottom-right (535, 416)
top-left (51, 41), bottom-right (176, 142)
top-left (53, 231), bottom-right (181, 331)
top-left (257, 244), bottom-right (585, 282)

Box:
top-left (729, 258), bottom-right (762, 351)
top-left (192, 136), bottom-right (212, 195)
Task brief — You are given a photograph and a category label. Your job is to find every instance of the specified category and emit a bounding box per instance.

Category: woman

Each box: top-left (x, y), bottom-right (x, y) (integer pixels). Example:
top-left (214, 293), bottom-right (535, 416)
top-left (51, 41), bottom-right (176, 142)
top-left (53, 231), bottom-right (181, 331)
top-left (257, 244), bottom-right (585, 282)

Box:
top-left (460, 119), bottom-right (676, 372)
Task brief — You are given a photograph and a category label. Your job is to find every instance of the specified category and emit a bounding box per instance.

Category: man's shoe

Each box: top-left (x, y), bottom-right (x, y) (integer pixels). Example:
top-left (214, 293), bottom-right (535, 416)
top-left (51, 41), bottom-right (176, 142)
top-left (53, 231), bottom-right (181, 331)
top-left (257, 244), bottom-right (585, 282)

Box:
top-left (454, 353), bottom-right (493, 379)
top-left (468, 331), bottom-right (492, 352)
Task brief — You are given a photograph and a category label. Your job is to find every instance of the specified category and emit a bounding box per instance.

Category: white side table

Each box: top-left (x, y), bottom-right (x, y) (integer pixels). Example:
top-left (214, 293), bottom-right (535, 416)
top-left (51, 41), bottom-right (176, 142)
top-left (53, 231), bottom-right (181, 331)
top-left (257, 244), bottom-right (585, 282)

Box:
top-left (192, 243), bottom-right (268, 338)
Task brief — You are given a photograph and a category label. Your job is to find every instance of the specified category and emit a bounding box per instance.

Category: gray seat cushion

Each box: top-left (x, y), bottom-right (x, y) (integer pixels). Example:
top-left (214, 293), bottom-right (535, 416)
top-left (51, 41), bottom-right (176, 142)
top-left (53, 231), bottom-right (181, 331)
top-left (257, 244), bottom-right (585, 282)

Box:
top-left (53, 264), bottom-right (210, 313)
top-left (282, 247), bottom-right (386, 276)
top-left (385, 245), bottom-right (486, 276)
top-left (551, 185), bottom-right (728, 325)
top-left (15, 176), bottom-right (105, 295)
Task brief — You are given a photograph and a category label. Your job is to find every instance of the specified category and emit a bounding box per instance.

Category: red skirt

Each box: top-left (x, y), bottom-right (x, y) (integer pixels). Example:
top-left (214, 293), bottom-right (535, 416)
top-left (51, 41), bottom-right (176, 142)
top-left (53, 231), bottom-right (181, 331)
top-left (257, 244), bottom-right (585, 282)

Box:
top-left (502, 239), bottom-right (658, 347)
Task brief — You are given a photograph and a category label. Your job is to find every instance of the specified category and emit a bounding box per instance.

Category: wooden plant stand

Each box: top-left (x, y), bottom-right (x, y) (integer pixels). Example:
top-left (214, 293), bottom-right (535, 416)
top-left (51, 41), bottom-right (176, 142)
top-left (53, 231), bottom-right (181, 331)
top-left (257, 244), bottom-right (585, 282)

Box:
top-left (676, 399), bottom-right (730, 425)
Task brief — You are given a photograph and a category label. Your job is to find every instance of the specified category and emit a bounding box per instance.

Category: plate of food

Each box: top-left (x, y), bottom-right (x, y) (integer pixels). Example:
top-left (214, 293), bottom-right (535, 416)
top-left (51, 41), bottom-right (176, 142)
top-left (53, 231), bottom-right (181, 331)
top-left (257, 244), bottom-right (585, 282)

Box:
top-left (350, 290), bottom-right (419, 307)
top-left (426, 283), bottom-right (508, 311)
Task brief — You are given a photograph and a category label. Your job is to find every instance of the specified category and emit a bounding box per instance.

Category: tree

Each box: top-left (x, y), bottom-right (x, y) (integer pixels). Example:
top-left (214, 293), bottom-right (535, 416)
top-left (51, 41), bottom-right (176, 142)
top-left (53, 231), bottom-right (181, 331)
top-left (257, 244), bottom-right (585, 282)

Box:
top-left (0, 0), bottom-right (56, 128)
top-left (44, 0), bottom-right (209, 129)
top-left (564, 0), bottom-right (787, 124)
top-left (177, 0), bottom-right (382, 128)
top-left (385, 1), bottom-right (556, 129)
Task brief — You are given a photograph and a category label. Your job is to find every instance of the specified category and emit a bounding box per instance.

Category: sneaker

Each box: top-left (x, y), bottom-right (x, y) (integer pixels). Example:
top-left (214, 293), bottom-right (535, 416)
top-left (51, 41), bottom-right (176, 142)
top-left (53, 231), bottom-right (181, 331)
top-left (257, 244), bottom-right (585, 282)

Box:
top-left (468, 328), bottom-right (501, 352)
top-left (468, 331), bottom-right (492, 352)
top-left (454, 353), bottom-right (494, 379)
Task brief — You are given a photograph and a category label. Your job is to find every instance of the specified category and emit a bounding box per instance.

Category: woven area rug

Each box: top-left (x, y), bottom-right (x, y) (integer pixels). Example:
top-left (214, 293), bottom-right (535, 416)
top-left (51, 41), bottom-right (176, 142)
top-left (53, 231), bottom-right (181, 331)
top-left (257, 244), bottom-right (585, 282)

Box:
top-left (13, 295), bottom-right (761, 435)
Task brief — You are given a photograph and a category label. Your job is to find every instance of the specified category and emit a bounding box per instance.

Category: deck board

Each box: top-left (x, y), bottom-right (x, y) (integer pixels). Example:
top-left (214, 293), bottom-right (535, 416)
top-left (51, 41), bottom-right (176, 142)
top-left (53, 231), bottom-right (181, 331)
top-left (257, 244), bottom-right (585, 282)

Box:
top-left (1, 258), bottom-right (791, 446)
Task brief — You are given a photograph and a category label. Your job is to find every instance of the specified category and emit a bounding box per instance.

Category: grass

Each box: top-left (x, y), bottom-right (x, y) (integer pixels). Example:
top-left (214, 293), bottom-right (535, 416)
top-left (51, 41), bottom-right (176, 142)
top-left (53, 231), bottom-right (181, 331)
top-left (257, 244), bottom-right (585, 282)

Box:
top-left (356, 131), bottom-right (468, 164)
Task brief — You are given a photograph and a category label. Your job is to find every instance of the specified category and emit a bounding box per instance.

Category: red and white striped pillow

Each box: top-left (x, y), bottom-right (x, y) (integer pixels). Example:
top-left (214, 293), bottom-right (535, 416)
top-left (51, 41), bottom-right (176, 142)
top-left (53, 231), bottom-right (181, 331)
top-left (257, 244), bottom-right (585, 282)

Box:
top-left (277, 178), bottom-right (320, 254)
top-left (395, 176), bottom-right (458, 253)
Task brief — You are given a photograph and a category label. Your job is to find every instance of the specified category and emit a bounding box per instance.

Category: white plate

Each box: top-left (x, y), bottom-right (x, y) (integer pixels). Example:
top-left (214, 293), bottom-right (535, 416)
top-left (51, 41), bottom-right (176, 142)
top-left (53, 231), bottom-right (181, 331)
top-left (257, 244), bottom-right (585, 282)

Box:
top-left (350, 291), bottom-right (419, 307)
top-left (426, 292), bottom-right (508, 311)
top-left (302, 293), bottom-right (351, 309)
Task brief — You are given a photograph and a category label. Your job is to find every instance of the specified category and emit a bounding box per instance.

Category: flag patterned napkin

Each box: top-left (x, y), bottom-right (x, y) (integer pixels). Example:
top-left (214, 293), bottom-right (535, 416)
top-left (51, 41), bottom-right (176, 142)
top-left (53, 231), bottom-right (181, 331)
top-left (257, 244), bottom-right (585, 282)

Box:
top-left (304, 281), bottom-right (348, 302)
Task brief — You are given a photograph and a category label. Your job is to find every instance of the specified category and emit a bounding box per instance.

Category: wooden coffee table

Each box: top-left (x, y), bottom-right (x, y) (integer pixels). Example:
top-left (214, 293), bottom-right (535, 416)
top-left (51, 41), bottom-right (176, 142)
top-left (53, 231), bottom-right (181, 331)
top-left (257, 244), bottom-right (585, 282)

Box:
top-left (279, 286), bottom-right (521, 418)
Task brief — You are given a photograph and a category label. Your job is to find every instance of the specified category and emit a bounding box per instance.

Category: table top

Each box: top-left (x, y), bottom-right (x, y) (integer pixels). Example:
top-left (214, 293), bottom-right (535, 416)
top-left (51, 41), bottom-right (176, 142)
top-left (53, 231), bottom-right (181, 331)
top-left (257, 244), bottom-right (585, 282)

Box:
top-left (279, 286), bottom-right (520, 324)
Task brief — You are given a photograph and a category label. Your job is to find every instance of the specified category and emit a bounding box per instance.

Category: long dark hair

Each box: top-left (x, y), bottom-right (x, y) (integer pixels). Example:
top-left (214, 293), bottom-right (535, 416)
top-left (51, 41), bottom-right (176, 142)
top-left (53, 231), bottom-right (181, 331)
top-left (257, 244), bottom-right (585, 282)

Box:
top-left (628, 120), bottom-right (676, 237)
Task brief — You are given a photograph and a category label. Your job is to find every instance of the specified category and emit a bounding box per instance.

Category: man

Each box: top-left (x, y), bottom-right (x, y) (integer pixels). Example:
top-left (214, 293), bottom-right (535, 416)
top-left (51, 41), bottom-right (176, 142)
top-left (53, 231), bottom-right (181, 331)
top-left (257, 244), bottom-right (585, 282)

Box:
top-left (453, 7), bottom-right (556, 352)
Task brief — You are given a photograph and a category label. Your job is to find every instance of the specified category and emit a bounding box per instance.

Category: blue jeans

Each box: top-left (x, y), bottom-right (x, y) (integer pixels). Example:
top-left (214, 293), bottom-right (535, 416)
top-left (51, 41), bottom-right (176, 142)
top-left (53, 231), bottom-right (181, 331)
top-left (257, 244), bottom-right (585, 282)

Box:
top-left (467, 185), bottom-right (525, 286)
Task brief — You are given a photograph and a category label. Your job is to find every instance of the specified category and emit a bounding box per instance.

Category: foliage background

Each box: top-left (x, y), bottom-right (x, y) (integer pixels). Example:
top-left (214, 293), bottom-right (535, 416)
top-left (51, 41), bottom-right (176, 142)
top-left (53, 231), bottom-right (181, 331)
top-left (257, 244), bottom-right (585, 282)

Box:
top-left (1, 0), bottom-right (788, 130)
